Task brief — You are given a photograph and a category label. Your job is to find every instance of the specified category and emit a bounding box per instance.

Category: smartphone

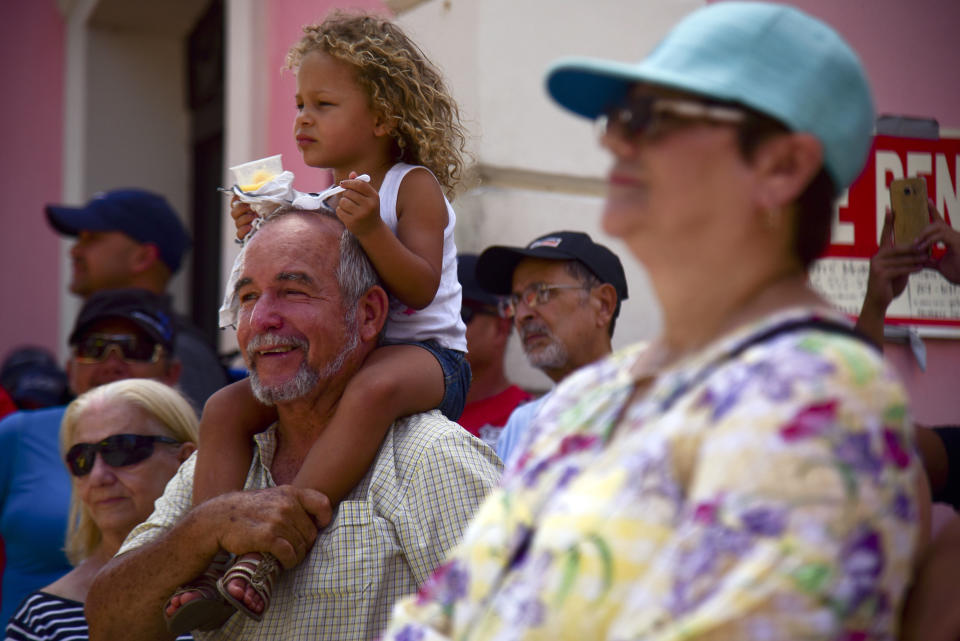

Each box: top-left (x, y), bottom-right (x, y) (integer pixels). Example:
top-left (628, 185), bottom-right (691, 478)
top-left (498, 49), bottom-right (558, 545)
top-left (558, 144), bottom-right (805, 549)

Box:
top-left (890, 177), bottom-right (929, 246)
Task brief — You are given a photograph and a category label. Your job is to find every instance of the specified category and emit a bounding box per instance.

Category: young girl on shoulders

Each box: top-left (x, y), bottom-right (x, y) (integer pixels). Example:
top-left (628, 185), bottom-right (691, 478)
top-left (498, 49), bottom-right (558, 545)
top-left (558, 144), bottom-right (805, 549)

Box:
top-left (163, 10), bottom-right (470, 634)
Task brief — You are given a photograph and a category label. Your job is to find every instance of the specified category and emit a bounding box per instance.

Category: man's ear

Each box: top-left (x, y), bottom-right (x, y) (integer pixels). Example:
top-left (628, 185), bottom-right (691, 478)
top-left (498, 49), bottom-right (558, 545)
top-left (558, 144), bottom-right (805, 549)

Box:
top-left (131, 243), bottom-right (162, 274)
top-left (753, 132), bottom-right (823, 210)
top-left (494, 316), bottom-right (513, 338)
top-left (162, 359), bottom-right (182, 385)
top-left (357, 286), bottom-right (389, 342)
top-left (64, 356), bottom-right (78, 395)
top-left (590, 283), bottom-right (617, 330)
top-left (491, 316), bottom-right (513, 349)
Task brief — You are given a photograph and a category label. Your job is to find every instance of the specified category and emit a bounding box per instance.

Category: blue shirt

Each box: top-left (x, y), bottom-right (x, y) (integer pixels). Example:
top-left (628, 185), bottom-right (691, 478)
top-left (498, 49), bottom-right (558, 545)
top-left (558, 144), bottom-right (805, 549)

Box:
top-left (495, 393), bottom-right (550, 465)
top-left (0, 407), bottom-right (72, 624)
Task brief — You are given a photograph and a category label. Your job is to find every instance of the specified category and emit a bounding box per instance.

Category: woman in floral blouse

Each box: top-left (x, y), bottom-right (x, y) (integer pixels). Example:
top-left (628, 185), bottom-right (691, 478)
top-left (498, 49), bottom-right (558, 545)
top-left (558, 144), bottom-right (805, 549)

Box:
top-left (382, 3), bottom-right (923, 640)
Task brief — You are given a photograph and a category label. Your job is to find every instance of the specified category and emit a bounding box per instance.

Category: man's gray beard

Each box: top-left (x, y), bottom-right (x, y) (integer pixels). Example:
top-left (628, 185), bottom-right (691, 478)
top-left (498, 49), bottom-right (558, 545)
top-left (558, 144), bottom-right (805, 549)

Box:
top-left (525, 338), bottom-right (569, 371)
top-left (246, 325), bottom-right (358, 406)
top-left (520, 322), bottom-right (569, 371)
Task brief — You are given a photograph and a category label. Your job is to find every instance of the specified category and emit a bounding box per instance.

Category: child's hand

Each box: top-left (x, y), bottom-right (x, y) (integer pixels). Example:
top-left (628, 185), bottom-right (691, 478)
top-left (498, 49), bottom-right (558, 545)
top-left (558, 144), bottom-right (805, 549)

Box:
top-left (335, 171), bottom-right (383, 238)
top-left (231, 195), bottom-right (257, 241)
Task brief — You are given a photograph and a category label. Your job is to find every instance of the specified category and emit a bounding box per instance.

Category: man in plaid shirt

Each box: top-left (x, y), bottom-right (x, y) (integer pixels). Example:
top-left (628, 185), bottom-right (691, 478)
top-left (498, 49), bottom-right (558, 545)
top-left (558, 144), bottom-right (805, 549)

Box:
top-left (87, 210), bottom-right (502, 641)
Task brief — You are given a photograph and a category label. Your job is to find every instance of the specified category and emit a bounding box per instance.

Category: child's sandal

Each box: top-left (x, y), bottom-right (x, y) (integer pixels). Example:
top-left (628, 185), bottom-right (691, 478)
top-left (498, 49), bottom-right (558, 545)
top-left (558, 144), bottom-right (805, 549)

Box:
top-left (216, 551), bottom-right (280, 622)
top-left (164, 551), bottom-right (237, 635)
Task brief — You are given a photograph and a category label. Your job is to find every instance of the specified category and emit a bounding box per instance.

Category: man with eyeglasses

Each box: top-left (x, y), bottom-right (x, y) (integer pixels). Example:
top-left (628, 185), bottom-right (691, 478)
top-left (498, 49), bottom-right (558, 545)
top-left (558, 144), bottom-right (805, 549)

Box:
top-left (0, 288), bottom-right (180, 625)
top-left (456, 254), bottom-right (533, 448)
top-left (476, 231), bottom-right (628, 464)
top-left (45, 188), bottom-right (227, 409)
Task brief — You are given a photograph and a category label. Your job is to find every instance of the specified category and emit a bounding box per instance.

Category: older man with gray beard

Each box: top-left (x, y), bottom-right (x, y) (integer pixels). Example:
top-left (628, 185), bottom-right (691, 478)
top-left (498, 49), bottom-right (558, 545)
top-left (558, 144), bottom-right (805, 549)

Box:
top-left (86, 209), bottom-right (501, 641)
top-left (475, 231), bottom-right (628, 464)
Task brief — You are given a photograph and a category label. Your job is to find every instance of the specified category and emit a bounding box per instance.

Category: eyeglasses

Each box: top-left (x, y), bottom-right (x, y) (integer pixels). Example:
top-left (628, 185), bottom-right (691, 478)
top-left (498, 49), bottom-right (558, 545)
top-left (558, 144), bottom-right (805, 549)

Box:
top-left (509, 283), bottom-right (591, 312)
top-left (597, 95), bottom-right (746, 144)
top-left (460, 300), bottom-right (512, 324)
top-left (65, 433), bottom-right (181, 477)
top-left (73, 333), bottom-right (164, 364)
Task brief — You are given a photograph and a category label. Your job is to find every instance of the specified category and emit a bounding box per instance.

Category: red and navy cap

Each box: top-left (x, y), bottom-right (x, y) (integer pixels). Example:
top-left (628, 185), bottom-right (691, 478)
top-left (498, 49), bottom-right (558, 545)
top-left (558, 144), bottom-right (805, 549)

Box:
top-left (476, 230), bottom-right (628, 316)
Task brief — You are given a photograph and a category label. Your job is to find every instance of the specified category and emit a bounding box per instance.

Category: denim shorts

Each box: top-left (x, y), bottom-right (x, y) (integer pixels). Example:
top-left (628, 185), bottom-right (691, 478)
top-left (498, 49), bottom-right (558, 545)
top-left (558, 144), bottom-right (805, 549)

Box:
top-left (382, 338), bottom-right (471, 421)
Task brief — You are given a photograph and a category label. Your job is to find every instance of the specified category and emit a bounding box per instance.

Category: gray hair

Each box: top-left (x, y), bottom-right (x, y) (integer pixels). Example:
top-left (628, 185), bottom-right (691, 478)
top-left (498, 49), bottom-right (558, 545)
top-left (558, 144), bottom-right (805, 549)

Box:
top-left (333, 219), bottom-right (381, 306)
top-left (220, 204), bottom-right (384, 330)
top-left (255, 206), bottom-right (381, 305)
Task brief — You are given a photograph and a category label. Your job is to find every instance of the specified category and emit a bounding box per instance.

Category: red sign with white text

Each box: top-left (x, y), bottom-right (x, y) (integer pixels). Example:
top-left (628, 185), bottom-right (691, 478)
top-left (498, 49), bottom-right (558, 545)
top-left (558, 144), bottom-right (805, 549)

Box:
top-left (809, 134), bottom-right (960, 332)
top-left (826, 135), bottom-right (958, 258)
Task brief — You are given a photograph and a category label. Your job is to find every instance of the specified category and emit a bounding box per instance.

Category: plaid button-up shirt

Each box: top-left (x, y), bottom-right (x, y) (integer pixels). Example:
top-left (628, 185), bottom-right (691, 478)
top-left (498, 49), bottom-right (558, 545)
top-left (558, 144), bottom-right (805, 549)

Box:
top-left (121, 410), bottom-right (502, 640)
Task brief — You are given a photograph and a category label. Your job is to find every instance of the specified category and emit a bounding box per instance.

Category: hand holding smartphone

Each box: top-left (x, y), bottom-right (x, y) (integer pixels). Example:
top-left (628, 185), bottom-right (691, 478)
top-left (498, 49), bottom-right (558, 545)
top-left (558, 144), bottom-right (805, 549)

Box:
top-left (890, 177), bottom-right (929, 247)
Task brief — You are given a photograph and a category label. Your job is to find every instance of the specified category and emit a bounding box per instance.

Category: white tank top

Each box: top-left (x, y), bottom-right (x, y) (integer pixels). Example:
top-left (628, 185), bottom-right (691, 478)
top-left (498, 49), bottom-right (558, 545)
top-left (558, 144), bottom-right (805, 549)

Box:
top-left (378, 163), bottom-right (467, 351)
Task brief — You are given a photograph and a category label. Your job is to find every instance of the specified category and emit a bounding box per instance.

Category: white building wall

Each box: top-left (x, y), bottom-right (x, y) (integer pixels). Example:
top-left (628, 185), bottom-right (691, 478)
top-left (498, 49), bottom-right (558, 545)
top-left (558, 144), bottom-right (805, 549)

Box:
top-left (393, 0), bottom-right (702, 390)
top-left (57, 0), bottom-right (200, 357)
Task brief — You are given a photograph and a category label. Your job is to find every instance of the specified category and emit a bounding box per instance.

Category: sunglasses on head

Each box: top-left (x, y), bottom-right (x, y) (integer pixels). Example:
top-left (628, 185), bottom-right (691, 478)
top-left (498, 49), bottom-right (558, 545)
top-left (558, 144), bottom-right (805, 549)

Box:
top-left (65, 433), bottom-right (181, 477)
top-left (73, 333), bottom-right (164, 364)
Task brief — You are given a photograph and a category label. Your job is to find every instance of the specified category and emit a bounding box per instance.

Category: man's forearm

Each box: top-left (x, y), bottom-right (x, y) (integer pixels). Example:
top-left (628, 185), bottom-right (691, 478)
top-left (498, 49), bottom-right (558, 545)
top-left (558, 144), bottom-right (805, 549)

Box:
top-left (86, 508), bottom-right (219, 641)
top-left (86, 486), bottom-right (329, 640)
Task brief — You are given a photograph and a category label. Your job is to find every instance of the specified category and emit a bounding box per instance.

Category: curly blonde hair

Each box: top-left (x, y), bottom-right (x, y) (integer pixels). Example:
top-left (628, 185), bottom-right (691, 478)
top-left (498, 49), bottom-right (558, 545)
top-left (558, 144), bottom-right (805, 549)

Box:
top-left (287, 10), bottom-right (468, 198)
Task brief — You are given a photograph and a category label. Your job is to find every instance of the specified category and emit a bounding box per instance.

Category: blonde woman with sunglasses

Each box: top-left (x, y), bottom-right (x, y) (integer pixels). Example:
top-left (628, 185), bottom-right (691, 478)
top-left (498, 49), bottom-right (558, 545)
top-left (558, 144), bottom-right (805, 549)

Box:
top-left (5, 379), bottom-right (196, 640)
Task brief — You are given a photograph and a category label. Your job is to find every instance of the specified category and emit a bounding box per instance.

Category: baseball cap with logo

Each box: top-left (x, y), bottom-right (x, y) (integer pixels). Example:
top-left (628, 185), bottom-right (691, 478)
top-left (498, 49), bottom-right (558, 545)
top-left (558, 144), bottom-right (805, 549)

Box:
top-left (476, 231), bottom-right (629, 319)
top-left (545, 2), bottom-right (874, 194)
top-left (69, 289), bottom-right (176, 352)
top-left (46, 189), bottom-right (192, 273)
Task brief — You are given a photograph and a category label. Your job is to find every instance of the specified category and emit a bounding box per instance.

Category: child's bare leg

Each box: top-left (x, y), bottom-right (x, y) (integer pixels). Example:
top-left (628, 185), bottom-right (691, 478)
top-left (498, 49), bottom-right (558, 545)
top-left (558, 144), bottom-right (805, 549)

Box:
top-left (295, 344), bottom-right (444, 494)
top-left (221, 344), bottom-right (444, 614)
top-left (194, 378), bottom-right (278, 504)
top-left (166, 379), bottom-right (277, 620)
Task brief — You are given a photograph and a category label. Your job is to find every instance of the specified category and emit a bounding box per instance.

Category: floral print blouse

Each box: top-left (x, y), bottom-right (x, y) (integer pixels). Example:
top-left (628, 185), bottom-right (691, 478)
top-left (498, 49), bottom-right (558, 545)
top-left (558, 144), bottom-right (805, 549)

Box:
top-left (382, 308), bottom-right (921, 641)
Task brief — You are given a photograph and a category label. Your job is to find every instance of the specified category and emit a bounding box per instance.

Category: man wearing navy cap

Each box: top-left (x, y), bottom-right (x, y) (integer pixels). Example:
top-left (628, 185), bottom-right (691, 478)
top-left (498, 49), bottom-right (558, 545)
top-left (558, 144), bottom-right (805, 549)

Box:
top-left (45, 189), bottom-right (228, 408)
top-left (0, 289), bottom-right (182, 625)
top-left (0, 347), bottom-right (69, 411)
top-left (457, 254), bottom-right (532, 448)
top-left (475, 230), bottom-right (628, 463)
top-left (46, 190), bottom-right (191, 297)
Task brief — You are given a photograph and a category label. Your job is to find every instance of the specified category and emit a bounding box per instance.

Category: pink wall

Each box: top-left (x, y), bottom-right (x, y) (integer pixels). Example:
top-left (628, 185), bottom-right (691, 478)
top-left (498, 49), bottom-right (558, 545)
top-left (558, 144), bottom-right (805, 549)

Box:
top-left (784, 0), bottom-right (960, 128)
top-left (706, 1), bottom-right (960, 424)
top-left (266, 0), bottom-right (388, 192)
top-left (886, 342), bottom-right (960, 426)
top-left (782, 0), bottom-right (960, 425)
top-left (0, 2), bottom-right (65, 363)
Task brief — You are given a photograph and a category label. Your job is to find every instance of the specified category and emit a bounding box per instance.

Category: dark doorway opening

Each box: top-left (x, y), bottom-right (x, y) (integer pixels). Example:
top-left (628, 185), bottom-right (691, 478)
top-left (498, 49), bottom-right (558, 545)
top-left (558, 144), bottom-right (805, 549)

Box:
top-left (186, 0), bottom-right (225, 351)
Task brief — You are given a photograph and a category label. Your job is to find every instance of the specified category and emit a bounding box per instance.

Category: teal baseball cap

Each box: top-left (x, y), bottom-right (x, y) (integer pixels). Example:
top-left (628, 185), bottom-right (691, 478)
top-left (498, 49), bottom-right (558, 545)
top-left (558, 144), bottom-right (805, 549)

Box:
top-left (545, 2), bottom-right (875, 193)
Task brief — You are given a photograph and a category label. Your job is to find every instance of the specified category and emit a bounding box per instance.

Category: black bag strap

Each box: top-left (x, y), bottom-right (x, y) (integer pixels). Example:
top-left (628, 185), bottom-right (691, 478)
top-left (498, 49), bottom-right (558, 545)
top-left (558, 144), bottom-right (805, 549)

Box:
top-left (658, 317), bottom-right (877, 413)
top-left (727, 317), bottom-right (877, 359)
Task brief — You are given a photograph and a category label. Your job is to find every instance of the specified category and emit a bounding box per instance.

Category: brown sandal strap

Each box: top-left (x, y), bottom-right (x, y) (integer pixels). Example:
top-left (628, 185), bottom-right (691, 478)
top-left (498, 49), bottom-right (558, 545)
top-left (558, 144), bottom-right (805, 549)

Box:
top-left (221, 552), bottom-right (280, 604)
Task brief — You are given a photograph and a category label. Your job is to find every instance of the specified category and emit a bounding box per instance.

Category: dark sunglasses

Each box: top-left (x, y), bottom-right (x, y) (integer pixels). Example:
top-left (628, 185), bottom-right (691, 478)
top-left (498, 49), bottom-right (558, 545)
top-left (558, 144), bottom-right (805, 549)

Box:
top-left (73, 333), bottom-right (164, 364)
top-left (598, 95), bottom-right (746, 143)
top-left (65, 433), bottom-right (181, 477)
